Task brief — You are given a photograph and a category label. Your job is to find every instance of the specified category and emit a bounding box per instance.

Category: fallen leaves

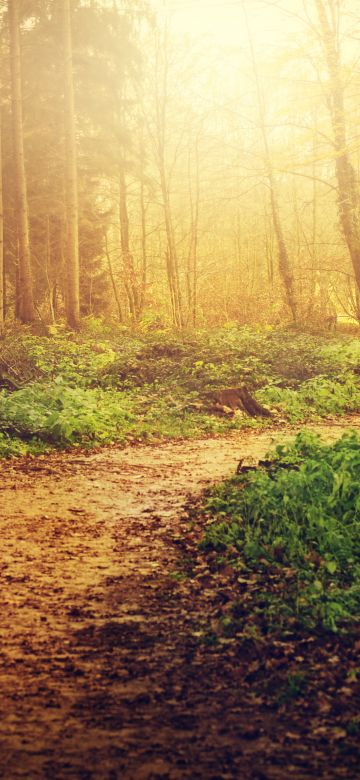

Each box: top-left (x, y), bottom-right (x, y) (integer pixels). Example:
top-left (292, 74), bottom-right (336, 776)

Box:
top-left (0, 431), bottom-right (359, 779)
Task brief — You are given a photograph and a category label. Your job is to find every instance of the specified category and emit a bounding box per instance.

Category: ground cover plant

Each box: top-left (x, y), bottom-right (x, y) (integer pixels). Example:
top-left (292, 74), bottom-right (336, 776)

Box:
top-left (0, 323), bottom-right (359, 456)
top-left (200, 431), bottom-right (360, 632)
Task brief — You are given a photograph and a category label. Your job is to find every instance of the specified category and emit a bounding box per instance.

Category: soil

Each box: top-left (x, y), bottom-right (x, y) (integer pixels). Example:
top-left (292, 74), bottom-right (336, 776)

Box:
top-left (0, 417), bottom-right (360, 780)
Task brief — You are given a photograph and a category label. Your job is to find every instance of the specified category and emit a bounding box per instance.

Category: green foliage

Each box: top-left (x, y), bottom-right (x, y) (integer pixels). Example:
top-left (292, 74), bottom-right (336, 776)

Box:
top-left (202, 432), bottom-right (360, 630)
top-left (259, 373), bottom-right (360, 422)
top-left (0, 381), bottom-right (133, 445)
top-left (0, 432), bottom-right (45, 458)
top-left (99, 325), bottom-right (342, 392)
top-left (321, 340), bottom-right (360, 372)
top-left (0, 325), bottom-right (359, 456)
top-left (0, 331), bottom-right (117, 388)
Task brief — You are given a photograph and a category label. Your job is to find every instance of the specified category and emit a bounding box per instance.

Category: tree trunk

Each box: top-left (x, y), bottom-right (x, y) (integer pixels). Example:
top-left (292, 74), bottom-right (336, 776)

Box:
top-left (153, 33), bottom-right (183, 329)
top-left (63, 0), bottom-right (80, 329)
top-left (45, 216), bottom-right (56, 324)
top-left (314, 0), bottom-right (360, 297)
top-left (8, 0), bottom-right (36, 324)
top-left (159, 161), bottom-right (183, 329)
top-left (186, 137), bottom-right (200, 328)
top-left (104, 230), bottom-right (123, 322)
top-left (139, 135), bottom-right (147, 315)
top-left (0, 110), bottom-right (4, 336)
top-left (119, 163), bottom-right (140, 320)
top-left (267, 170), bottom-right (297, 323)
top-left (244, 11), bottom-right (297, 322)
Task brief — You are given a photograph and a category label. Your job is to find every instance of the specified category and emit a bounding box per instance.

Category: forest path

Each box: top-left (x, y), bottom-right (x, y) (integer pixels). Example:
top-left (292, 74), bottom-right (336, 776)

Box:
top-left (0, 416), bottom-right (360, 780)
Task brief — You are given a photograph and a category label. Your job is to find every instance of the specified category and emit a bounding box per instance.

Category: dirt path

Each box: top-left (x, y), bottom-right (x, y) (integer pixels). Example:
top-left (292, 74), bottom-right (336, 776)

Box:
top-left (0, 417), bottom-right (360, 780)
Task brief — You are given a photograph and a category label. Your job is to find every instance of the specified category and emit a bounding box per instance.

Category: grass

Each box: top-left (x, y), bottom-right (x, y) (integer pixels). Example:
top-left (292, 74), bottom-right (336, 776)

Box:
top-left (0, 322), bottom-right (359, 456)
top-left (201, 431), bottom-right (360, 631)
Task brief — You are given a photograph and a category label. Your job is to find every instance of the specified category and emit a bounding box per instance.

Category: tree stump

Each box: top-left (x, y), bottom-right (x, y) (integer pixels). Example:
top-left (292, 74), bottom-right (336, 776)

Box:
top-left (204, 385), bottom-right (272, 418)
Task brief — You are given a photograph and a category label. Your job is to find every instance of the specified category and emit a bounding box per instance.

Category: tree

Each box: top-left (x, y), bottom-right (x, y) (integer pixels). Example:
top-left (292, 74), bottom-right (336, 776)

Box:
top-left (2, 0), bottom-right (359, 329)
top-left (8, 0), bottom-right (36, 323)
top-left (63, 0), bottom-right (80, 329)
top-left (151, 28), bottom-right (184, 328)
top-left (314, 0), bottom-right (360, 312)
top-left (244, 10), bottom-right (297, 323)
top-left (0, 109), bottom-right (4, 335)
top-left (186, 131), bottom-right (200, 327)
top-left (119, 158), bottom-right (141, 320)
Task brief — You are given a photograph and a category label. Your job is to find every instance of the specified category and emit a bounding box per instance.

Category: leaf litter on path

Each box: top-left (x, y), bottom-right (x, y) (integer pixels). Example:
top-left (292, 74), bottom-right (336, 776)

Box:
top-left (0, 416), bottom-right (360, 779)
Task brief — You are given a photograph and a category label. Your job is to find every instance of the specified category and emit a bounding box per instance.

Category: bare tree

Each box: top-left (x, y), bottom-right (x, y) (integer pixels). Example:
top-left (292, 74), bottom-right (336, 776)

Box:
top-left (153, 29), bottom-right (183, 329)
top-left (8, 0), bottom-right (36, 323)
top-left (244, 8), bottom-right (297, 322)
top-left (63, 0), bottom-right (80, 328)
top-left (138, 127), bottom-right (148, 314)
top-left (119, 161), bottom-right (141, 320)
top-left (186, 133), bottom-right (200, 327)
top-left (314, 0), bottom-right (360, 309)
top-left (0, 109), bottom-right (4, 335)
top-left (104, 231), bottom-right (123, 322)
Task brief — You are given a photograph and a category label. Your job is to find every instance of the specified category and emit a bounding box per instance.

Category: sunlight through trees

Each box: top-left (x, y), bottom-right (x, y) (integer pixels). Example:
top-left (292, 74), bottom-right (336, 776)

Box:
top-left (0, 0), bottom-right (359, 328)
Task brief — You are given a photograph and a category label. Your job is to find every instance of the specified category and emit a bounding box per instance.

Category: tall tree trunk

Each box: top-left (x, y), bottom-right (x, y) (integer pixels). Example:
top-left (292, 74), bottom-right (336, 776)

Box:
top-left (154, 32), bottom-right (183, 329)
top-left (139, 134), bottom-right (147, 314)
top-left (186, 137), bottom-right (200, 327)
top-left (8, 0), bottom-right (36, 323)
top-left (119, 163), bottom-right (140, 320)
top-left (159, 163), bottom-right (183, 329)
top-left (265, 162), bottom-right (296, 324)
top-left (45, 216), bottom-right (56, 324)
top-left (139, 175), bottom-right (147, 315)
top-left (63, 0), bottom-right (80, 329)
top-left (314, 0), bottom-right (360, 298)
top-left (244, 11), bottom-right (297, 323)
top-left (104, 230), bottom-right (123, 322)
top-left (0, 110), bottom-right (4, 336)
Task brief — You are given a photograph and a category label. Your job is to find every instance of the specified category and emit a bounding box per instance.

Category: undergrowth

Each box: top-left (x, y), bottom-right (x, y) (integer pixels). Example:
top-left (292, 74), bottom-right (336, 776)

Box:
top-left (0, 323), bottom-right (359, 456)
top-left (201, 431), bottom-right (360, 631)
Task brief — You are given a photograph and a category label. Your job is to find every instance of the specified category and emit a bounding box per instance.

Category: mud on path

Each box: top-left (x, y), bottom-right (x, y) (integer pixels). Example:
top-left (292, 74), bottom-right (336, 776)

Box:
top-left (0, 417), bottom-right (360, 780)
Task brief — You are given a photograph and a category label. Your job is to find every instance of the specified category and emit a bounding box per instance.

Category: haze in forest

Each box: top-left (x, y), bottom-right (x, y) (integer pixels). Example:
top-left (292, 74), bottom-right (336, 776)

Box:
top-left (1, 0), bottom-right (360, 331)
top-left (1, 7), bottom-right (360, 773)
top-left (155, 0), bottom-right (299, 49)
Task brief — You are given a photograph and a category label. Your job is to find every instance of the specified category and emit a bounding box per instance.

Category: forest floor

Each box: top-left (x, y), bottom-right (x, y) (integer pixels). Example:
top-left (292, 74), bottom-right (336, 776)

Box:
top-left (1, 416), bottom-right (360, 780)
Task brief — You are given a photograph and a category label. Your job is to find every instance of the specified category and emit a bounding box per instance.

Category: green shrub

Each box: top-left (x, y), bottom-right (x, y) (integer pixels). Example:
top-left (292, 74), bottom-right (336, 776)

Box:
top-left (0, 381), bottom-right (133, 445)
top-left (259, 374), bottom-right (360, 421)
top-left (202, 431), bottom-right (360, 630)
top-left (0, 332), bottom-right (117, 389)
top-left (0, 325), bottom-right (359, 455)
top-left (0, 432), bottom-right (32, 457)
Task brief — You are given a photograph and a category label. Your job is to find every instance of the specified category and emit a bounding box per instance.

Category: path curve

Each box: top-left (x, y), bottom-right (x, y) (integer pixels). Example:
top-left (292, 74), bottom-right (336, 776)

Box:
top-left (1, 416), bottom-right (360, 780)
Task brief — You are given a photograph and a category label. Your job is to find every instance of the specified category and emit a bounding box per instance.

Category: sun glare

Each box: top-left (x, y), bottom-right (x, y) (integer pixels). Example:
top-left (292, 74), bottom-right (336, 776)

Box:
top-left (154, 0), bottom-right (301, 50)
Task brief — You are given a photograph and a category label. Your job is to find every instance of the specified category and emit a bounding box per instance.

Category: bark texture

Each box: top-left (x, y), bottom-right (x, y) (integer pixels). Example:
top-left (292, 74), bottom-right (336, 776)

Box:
top-left (8, 0), bottom-right (36, 323)
top-left (245, 11), bottom-right (297, 322)
top-left (155, 39), bottom-right (183, 329)
top-left (315, 0), bottom-right (360, 304)
top-left (119, 164), bottom-right (140, 320)
top-left (0, 110), bottom-right (4, 335)
top-left (63, 0), bottom-right (80, 329)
